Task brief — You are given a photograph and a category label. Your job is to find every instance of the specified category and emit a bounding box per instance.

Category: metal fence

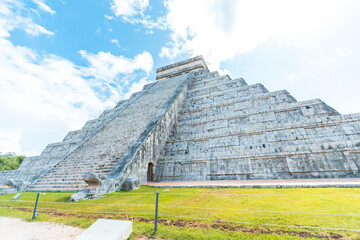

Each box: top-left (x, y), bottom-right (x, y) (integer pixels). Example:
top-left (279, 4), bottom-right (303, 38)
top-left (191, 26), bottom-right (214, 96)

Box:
top-left (0, 191), bottom-right (359, 235)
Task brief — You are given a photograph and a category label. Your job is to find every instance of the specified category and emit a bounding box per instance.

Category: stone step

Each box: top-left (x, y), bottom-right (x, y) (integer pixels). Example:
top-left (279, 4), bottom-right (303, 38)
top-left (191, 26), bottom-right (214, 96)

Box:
top-left (175, 109), bottom-right (350, 131)
top-left (183, 89), bottom-right (291, 111)
top-left (191, 70), bottom-right (219, 79)
top-left (164, 138), bottom-right (357, 159)
top-left (160, 144), bottom-right (359, 164)
top-left (52, 165), bottom-right (114, 171)
top-left (170, 122), bottom-right (352, 143)
top-left (40, 171), bottom-right (111, 180)
top-left (190, 74), bottom-right (230, 87)
top-left (191, 71), bottom-right (220, 81)
top-left (188, 77), bottom-right (246, 95)
top-left (175, 112), bottom-right (360, 135)
top-left (177, 99), bottom-right (334, 126)
top-left (190, 73), bottom-right (228, 87)
top-left (60, 156), bottom-right (115, 163)
top-left (54, 160), bottom-right (116, 165)
top-left (53, 165), bottom-right (115, 171)
top-left (188, 82), bottom-right (248, 100)
top-left (29, 182), bottom-right (88, 188)
top-left (187, 83), bottom-right (267, 101)
top-left (166, 136), bottom-right (356, 154)
top-left (28, 186), bottom-right (87, 192)
top-left (43, 170), bottom-right (111, 177)
top-left (179, 96), bottom-right (301, 122)
top-left (35, 179), bottom-right (86, 185)
top-left (171, 124), bottom-right (350, 145)
top-left (180, 90), bottom-right (294, 116)
top-left (53, 162), bottom-right (116, 167)
top-left (162, 141), bottom-right (359, 163)
top-left (62, 155), bottom-right (117, 160)
top-left (36, 177), bottom-right (83, 182)
top-left (35, 178), bottom-right (86, 186)
top-left (49, 169), bottom-right (113, 176)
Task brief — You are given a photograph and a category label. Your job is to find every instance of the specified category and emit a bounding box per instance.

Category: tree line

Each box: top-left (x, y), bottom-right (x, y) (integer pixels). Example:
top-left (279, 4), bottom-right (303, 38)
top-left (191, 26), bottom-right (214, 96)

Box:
top-left (0, 153), bottom-right (25, 171)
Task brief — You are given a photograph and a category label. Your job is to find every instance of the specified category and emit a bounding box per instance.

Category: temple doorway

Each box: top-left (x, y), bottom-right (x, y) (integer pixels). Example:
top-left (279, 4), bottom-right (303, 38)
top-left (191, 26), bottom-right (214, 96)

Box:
top-left (147, 163), bottom-right (154, 182)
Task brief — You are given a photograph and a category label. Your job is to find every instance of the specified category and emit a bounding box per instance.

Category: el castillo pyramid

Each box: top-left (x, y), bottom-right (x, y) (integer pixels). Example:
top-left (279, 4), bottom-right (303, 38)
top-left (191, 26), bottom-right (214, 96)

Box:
top-left (1, 56), bottom-right (360, 199)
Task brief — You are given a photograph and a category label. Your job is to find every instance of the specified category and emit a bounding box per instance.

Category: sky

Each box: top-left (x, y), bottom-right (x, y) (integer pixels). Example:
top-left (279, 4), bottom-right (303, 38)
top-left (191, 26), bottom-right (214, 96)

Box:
top-left (1, 0), bottom-right (360, 156)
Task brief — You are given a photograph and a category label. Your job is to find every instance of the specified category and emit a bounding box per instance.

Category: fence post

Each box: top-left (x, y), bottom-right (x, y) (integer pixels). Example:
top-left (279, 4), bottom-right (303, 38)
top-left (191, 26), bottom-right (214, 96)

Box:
top-left (32, 192), bottom-right (40, 220)
top-left (154, 192), bottom-right (159, 233)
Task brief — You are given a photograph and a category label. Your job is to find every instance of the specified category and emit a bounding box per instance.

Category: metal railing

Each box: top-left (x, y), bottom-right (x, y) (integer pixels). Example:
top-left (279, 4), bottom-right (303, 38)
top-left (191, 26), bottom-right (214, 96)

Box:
top-left (0, 191), bottom-right (359, 235)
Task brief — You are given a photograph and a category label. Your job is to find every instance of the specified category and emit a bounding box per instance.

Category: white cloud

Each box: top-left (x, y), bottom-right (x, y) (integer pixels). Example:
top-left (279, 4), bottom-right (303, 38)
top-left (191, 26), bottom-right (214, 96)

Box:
top-left (124, 15), bottom-right (167, 30)
top-left (111, 0), bottom-right (149, 17)
top-left (0, 129), bottom-right (21, 154)
top-left (33, 0), bottom-right (56, 15)
top-left (160, 0), bottom-right (355, 70)
top-left (105, 14), bottom-right (113, 20)
top-left (0, 42), bottom-right (153, 156)
top-left (0, 0), bottom-right (154, 155)
top-left (0, 38), bottom-right (105, 155)
top-left (79, 50), bottom-right (153, 82)
top-left (0, 0), bottom-right (54, 38)
top-left (24, 21), bottom-right (54, 36)
top-left (110, 0), bottom-right (167, 30)
top-left (111, 38), bottom-right (120, 47)
top-left (337, 46), bottom-right (352, 57)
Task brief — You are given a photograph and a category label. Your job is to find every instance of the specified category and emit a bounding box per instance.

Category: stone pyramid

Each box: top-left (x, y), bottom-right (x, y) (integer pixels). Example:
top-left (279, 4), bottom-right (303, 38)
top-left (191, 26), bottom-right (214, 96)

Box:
top-left (1, 56), bottom-right (359, 197)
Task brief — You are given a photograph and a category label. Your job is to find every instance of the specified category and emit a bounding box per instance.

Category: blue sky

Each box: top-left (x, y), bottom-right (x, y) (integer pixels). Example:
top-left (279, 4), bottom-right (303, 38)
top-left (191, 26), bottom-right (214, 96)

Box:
top-left (1, 0), bottom-right (360, 156)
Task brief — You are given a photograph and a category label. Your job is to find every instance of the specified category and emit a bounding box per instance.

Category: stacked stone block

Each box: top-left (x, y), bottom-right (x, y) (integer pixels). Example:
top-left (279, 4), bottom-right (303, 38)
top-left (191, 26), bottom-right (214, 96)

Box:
top-left (156, 71), bottom-right (360, 181)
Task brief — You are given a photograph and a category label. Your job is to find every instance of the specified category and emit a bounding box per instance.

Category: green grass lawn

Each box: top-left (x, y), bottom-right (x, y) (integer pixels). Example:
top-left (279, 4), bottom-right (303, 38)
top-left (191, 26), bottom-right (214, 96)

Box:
top-left (0, 186), bottom-right (359, 239)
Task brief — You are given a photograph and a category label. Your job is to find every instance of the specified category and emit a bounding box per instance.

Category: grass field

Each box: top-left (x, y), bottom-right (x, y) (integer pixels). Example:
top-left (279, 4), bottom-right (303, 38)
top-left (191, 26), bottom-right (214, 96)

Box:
top-left (0, 186), bottom-right (359, 239)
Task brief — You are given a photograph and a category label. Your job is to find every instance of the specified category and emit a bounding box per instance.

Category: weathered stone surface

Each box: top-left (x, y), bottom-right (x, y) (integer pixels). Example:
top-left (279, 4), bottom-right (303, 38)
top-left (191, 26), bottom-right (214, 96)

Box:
top-left (156, 55), bottom-right (207, 80)
top-left (156, 65), bottom-right (360, 181)
top-left (4, 179), bottom-right (30, 191)
top-left (83, 173), bottom-right (100, 186)
top-left (19, 63), bottom-right (195, 193)
top-left (70, 173), bottom-right (112, 201)
top-left (1, 56), bottom-right (359, 196)
top-left (123, 177), bottom-right (140, 191)
top-left (0, 188), bottom-right (17, 195)
top-left (70, 189), bottom-right (89, 202)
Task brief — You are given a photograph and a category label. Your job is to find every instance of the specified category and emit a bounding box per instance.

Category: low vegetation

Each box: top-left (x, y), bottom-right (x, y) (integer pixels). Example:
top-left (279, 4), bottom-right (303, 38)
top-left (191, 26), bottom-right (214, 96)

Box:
top-left (0, 152), bottom-right (25, 171)
top-left (0, 186), bottom-right (359, 239)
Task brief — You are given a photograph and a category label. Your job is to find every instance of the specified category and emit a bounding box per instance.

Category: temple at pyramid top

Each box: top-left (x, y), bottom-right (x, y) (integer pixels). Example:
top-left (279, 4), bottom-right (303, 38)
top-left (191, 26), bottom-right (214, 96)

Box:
top-left (156, 55), bottom-right (208, 80)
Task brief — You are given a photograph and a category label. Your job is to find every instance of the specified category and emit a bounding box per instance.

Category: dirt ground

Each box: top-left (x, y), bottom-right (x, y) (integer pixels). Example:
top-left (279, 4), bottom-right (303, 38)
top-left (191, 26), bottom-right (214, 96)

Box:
top-left (0, 217), bottom-right (84, 240)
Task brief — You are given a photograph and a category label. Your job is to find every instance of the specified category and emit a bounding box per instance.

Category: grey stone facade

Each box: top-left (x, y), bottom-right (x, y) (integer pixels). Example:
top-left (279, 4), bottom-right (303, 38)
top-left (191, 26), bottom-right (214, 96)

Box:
top-left (156, 68), bottom-right (360, 181)
top-left (0, 56), bottom-right (359, 196)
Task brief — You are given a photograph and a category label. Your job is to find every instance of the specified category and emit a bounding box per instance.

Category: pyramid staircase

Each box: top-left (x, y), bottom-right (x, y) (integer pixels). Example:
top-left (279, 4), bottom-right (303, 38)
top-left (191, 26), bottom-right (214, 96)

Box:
top-left (27, 73), bottom-right (190, 191)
